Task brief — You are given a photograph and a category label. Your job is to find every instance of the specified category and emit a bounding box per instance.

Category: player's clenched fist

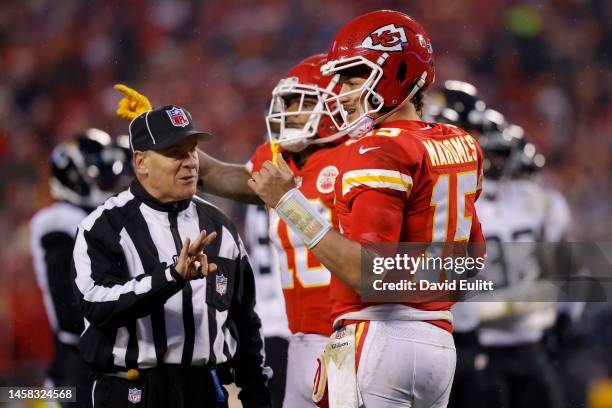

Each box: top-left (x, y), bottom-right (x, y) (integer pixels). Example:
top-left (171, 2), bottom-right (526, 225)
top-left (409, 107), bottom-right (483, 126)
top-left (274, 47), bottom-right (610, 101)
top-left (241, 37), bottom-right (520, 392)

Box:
top-left (248, 154), bottom-right (296, 207)
top-left (114, 84), bottom-right (153, 120)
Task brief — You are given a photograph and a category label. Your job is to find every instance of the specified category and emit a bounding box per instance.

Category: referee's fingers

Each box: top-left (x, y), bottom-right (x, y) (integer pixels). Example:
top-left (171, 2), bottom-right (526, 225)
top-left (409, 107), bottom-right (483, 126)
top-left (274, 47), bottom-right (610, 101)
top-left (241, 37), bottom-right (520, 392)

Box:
top-left (179, 238), bottom-right (190, 261)
top-left (196, 254), bottom-right (217, 277)
top-left (201, 231), bottom-right (217, 249)
top-left (189, 230), bottom-right (217, 256)
top-left (188, 230), bottom-right (207, 255)
top-left (196, 254), bottom-right (205, 277)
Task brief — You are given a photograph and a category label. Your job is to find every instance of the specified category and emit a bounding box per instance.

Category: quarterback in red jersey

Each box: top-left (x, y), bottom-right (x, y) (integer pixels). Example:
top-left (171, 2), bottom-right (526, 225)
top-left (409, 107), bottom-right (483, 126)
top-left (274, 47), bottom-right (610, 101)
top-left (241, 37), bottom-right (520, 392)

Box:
top-left (249, 10), bottom-right (485, 408)
top-left (115, 54), bottom-right (348, 408)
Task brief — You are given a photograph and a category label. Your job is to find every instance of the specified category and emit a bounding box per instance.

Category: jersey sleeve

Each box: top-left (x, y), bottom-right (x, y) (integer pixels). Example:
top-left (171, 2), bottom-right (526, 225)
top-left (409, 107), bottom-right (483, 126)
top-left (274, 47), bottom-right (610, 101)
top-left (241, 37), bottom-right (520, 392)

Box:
top-left (29, 205), bottom-right (86, 338)
top-left (73, 220), bottom-right (184, 329)
top-left (347, 189), bottom-right (404, 243)
top-left (245, 142), bottom-right (274, 175)
top-left (38, 231), bottom-right (84, 335)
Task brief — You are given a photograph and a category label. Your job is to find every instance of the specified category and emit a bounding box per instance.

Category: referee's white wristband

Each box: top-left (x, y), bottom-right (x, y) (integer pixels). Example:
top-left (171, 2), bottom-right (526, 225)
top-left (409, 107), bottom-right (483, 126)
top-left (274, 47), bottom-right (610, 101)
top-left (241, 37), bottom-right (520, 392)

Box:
top-left (275, 188), bottom-right (332, 249)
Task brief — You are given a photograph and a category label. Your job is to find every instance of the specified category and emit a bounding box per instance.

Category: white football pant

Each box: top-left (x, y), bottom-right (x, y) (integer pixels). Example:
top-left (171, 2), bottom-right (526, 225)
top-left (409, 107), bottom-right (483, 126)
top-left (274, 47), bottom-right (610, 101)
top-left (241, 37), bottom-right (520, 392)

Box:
top-left (283, 333), bottom-right (329, 408)
top-left (357, 320), bottom-right (456, 408)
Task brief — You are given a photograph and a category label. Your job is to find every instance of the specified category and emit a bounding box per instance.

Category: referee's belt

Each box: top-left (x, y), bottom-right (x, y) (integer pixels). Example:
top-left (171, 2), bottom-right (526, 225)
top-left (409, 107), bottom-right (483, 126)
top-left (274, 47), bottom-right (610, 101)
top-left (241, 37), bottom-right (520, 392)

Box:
top-left (101, 362), bottom-right (234, 384)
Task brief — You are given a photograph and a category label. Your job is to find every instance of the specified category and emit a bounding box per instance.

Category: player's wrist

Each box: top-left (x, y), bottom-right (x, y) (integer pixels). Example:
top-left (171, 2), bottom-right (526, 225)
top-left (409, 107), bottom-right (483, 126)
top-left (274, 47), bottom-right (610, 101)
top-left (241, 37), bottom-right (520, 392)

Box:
top-left (275, 188), bottom-right (332, 249)
top-left (275, 187), bottom-right (297, 208)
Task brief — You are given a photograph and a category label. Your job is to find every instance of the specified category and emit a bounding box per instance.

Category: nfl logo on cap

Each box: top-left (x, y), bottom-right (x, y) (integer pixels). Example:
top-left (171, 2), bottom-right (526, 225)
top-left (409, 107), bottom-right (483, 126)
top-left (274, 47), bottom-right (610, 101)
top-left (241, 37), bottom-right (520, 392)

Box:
top-left (166, 106), bottom-right (190, 128)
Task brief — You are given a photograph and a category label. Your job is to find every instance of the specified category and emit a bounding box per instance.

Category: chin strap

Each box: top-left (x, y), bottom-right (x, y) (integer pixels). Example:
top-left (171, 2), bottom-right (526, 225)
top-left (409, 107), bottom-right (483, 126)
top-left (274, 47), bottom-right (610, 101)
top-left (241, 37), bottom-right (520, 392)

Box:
top-left (374, 70), bottom-right (428, 124)
top-left (407, 71), bottom-right (428, 100)
top-left (311, 128), bottom-right (351, 145)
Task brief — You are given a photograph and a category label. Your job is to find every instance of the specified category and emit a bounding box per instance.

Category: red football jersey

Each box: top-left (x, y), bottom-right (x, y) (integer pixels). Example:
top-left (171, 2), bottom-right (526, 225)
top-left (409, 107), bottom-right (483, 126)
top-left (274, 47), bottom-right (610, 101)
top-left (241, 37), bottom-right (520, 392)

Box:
top-left (331, 120), bottom-right (485, 331)
top-left (247, 142), bottom-right (348, 336)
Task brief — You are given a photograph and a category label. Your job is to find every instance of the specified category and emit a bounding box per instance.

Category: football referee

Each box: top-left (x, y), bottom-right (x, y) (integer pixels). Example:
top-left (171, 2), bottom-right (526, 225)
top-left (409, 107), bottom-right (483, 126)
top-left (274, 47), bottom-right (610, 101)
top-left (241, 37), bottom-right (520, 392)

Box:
top-left (72, 105), bottom-right (271, 407)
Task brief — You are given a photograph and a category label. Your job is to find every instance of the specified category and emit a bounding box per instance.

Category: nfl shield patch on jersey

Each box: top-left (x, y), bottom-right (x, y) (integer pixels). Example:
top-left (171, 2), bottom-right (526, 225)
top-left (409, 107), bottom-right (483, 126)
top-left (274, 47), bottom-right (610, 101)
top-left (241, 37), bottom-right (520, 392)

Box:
top-left (216, 274), bottom-right (228, 295)
top-left (128, 387), bottom-right (142, 404)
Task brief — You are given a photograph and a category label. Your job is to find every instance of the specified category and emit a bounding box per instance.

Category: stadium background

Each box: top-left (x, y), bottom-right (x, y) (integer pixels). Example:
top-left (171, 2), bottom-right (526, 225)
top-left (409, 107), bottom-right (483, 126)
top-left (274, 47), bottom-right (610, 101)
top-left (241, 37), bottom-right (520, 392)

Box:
top-left (0, 0), bottom-right (610, 406)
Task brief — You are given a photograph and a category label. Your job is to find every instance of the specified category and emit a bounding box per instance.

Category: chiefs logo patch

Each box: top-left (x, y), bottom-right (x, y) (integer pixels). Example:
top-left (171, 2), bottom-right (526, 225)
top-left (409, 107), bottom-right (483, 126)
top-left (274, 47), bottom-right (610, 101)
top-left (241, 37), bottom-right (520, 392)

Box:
top-left (361, 24), bottom-right (407, 52)
top-left (316, 166), bottom-right (339, 194)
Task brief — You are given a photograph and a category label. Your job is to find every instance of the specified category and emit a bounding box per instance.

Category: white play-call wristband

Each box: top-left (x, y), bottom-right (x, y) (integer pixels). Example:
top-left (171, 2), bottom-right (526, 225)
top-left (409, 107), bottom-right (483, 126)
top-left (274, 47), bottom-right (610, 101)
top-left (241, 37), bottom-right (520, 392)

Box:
top-left (275, 188), bottom-right (332, 249)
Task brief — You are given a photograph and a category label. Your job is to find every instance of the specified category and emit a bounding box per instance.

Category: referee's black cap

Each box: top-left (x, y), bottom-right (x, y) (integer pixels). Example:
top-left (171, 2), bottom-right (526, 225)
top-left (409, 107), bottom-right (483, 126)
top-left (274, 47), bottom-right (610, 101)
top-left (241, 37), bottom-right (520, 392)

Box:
top-left (129, 105), bottom-right (212, 152)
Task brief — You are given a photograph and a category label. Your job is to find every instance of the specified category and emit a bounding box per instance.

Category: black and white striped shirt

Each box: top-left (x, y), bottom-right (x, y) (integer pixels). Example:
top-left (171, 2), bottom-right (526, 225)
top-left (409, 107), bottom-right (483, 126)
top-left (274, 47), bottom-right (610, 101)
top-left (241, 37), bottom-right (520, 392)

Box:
top-left (72, 179), bottom-right (269, 398)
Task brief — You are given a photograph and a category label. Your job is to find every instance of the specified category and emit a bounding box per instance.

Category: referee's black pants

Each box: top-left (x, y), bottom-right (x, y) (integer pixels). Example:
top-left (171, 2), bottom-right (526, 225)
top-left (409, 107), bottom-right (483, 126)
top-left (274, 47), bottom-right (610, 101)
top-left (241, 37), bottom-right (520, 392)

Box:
top-left (92, 365), bottom-right (229, 408)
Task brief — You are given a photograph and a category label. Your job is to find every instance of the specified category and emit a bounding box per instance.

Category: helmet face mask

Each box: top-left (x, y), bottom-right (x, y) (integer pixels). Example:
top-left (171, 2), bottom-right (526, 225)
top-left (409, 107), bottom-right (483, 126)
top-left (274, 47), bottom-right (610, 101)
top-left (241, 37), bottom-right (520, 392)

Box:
top-left (514, 135), bottom-right (546, 178)
top-left (265, 54), bottom-right (345, 153)
top-left (320, 56), bottom-right (386, 138)
top-left (482, 148), bottom-right (514, 180)
top-left (266, 77), bottom-right (339, 152)
top-left (477, 113), bottom-right (523, 180)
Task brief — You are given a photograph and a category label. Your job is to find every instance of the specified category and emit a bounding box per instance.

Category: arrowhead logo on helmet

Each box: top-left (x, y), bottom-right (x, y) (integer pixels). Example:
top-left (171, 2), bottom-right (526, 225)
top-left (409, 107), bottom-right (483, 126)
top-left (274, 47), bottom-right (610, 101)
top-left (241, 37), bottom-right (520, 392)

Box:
top-left (361, 24), bottom-right (407, 52)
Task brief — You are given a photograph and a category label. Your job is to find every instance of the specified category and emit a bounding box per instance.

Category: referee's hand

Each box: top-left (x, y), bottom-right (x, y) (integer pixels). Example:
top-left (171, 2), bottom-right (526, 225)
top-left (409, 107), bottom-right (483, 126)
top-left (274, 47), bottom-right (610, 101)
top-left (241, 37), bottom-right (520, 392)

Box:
top-left (175, 230), bottom-right (218, 280)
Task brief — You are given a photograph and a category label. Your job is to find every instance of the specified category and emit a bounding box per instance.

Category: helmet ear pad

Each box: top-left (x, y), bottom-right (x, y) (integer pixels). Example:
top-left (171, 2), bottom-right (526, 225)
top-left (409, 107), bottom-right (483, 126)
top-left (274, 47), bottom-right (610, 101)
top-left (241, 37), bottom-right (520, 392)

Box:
top-left (397, 61), bottom-right (408, 86)
top-left (394, 61), bottom-right (413, 106)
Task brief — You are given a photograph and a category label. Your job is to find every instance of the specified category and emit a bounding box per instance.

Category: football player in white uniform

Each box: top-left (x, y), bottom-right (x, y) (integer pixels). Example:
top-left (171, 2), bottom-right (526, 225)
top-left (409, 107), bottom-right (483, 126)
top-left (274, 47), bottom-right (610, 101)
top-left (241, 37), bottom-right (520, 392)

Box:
top-left (426, 90), bottom-right (569, 407)
top-left (474, 114), bottom-right (565, 408)
top-left (244, 204), bottom-right (290, 407)
top-left (30, 129), bottom-right (132, 407)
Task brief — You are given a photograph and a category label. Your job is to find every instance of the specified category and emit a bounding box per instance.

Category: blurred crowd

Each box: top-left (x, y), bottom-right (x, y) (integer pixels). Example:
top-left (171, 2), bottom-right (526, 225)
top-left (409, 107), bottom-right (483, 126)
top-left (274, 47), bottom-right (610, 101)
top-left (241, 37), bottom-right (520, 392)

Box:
top-left (0, 0), bottom-right (610, 387)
